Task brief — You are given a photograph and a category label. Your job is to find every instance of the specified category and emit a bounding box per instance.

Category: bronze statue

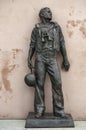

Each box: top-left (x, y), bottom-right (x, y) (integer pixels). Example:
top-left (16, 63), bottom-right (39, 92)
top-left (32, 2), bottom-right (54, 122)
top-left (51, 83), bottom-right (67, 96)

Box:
top-left (25, 7), bottom-right (70, 119)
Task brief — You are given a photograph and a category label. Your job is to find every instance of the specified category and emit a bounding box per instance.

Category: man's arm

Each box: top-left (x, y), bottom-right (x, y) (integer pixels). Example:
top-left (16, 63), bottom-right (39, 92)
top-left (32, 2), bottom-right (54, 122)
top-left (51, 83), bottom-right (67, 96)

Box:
top-left (59, 25), bottom-right (70, 71)
top-left (28, 27), bottom-right (36, 71)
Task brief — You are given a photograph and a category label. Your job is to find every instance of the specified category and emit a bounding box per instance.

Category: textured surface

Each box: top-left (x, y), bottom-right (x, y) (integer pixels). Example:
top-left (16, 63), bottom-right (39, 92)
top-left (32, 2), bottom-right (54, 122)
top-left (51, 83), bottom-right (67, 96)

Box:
top-left (25, 112), bottom-right (74, 128)
top-left (0, 0), bottom-right (86, 119)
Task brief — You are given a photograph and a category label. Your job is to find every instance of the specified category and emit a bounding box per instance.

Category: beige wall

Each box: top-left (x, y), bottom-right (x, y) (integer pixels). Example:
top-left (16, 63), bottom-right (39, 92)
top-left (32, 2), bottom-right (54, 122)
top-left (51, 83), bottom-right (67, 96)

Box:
top-left (0, 0), bottom-right (86, 120)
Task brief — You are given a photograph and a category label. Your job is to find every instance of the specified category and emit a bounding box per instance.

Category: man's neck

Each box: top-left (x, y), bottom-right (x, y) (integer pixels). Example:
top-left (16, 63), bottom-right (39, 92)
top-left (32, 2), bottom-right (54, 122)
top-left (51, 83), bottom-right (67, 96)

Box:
top-left (42, 19), bottom-right (51, 24)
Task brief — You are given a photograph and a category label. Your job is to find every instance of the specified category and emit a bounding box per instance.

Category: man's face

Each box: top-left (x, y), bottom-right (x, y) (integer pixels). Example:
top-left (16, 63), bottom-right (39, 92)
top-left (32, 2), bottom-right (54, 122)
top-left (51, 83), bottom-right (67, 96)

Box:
top-left (39, 7), bottom-right (52, 21)
top-left (44, 8), bottom-right (52, 20)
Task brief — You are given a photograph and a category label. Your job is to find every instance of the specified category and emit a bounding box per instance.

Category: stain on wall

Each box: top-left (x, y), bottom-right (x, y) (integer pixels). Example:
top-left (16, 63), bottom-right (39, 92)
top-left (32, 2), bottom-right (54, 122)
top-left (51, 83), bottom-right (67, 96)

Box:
top-left (12, 49), bottom-right (23, 59)
top-left (67, 19), bottom-right (86, 28)
top-left (67, 20), bottom-right (78, 27)
top-left (66, 19), bottom-right (86, 38)
top-left (0, 114), bottom-right (9, 119)
top-left (1, 60), bottom-right (16, 92)
top-left (79, 26), bottom-right (86, 38)
top-left (1, 50), bottom-right (20, 93)
top-left (67, 31), bottom-right (73, 38)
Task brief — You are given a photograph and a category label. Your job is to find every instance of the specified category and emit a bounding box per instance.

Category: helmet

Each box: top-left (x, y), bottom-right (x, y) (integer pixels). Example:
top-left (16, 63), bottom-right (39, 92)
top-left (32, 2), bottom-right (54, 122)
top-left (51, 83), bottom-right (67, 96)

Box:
top-left (24, 73), bottom-right (36, 87)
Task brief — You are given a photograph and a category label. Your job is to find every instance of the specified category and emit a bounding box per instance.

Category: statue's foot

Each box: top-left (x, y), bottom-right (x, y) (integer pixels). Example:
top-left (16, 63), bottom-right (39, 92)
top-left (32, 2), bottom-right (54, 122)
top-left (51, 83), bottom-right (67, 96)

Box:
top-left (35, 112), bottom-right (44, 118)
top-left (54, 112), bottom-right (69, 118)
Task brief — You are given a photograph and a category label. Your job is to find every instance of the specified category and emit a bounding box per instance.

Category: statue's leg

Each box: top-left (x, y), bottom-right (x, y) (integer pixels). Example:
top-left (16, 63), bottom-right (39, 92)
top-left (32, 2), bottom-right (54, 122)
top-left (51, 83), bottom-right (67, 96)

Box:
top-left (47, 59), bottom-right (65, 117)
top-left (34, 60), bottom-right (46, 118)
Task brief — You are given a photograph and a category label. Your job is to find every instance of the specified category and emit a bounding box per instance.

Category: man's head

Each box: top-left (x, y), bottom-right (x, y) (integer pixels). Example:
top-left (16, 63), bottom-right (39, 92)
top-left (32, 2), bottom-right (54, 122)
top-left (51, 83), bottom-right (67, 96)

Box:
top-left (39, 7), bottom-right (52, 21)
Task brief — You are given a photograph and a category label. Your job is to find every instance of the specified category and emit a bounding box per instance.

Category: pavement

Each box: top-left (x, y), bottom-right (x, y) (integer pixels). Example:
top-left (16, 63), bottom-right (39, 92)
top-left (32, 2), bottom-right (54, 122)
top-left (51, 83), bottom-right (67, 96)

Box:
top-left (0, 120), bottom-right (86, 130)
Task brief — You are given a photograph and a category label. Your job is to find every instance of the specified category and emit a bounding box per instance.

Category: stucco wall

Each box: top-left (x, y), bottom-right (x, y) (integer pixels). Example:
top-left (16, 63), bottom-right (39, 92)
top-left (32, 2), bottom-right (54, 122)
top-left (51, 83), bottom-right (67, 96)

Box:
top-left (0, 0), bottom-right (86, 120)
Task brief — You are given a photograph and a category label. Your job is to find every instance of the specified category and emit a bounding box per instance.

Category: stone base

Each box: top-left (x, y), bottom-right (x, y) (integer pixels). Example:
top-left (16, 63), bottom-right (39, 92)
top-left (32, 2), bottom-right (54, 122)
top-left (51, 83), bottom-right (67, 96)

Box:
top-left (25, 112), bottom-right (75, 128)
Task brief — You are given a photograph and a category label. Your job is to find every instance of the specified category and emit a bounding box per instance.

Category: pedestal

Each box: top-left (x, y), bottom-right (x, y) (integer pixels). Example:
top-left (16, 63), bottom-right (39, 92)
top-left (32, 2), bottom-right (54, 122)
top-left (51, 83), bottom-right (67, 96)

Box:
top-left (25, 112), bottom-right (74, 128)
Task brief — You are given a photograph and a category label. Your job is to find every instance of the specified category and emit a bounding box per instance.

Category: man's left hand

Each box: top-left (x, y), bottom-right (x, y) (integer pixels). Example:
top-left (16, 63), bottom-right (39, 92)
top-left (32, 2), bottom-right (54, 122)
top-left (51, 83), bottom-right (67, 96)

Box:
top-left (62, 60), bottom-right (70, 71)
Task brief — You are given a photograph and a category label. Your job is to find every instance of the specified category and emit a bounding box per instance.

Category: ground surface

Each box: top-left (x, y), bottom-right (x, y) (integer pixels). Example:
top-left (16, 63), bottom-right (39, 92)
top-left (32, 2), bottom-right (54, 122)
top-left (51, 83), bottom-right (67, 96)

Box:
top-left (0, 120), bottom-right (86, 130)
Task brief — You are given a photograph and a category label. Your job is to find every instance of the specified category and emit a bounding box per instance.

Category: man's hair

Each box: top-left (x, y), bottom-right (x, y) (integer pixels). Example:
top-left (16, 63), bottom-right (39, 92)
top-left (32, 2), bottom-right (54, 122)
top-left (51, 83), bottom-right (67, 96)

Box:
top-left (39, 7), bottom-right (52, 20)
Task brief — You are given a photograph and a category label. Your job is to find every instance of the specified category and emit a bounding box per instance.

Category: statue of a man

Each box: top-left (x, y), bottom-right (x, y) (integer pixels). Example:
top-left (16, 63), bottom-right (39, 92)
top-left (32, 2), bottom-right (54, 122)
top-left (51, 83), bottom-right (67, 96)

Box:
top-left (28, 7), bottom-right (70, 118)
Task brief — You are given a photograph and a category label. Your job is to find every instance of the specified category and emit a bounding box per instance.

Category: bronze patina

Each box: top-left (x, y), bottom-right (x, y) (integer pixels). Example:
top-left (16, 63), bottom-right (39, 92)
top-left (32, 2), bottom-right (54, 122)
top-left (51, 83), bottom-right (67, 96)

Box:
top-left (26, 7), bottom-right (70, 118)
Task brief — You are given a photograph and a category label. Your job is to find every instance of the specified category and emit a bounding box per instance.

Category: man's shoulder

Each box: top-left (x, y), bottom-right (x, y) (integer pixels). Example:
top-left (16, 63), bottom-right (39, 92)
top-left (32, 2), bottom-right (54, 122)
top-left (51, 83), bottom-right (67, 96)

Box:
top-left (32, 23), bottom-right (40, 33)
top-left (35, 23), bottom-right (42, 28)
top-left (51, 21), bottom-right (60, 28)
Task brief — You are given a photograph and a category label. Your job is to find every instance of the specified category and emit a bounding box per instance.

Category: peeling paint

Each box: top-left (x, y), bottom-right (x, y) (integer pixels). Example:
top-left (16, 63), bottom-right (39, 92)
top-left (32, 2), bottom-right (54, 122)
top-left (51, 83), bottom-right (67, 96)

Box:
top-left (68, 6), bottom-right (75, 16)
top-left (76, 20), bottom-right (81, 24)
top-left (67, 20), bottom-right (78, 27)
top-left (12, 49), bottom-right (23, 59)
top-left (8, 65), bottom-right (16, 73)
top-left (1, 60), bottom-right (17, 92)
top-left (84, 19), bottom-right (86, 22)
top-left (79, 26), bottom-right (86, 38)
top-left (12, 51), bottom-right (16, 59)
top-left (12, 49), bottom-right (23, 53)
top-left (67, 19), bottom-right (86, 28)
top-left (67, 31), bottom-right (73, 38)
top-left (0, 114), bottom-right (9, 118)
top-left (67, 19), bottom-right (86, 38)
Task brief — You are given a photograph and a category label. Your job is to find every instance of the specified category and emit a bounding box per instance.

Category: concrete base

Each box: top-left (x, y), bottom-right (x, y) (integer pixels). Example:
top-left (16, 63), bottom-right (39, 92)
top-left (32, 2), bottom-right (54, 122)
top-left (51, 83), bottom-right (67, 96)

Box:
top-left (1, 120), bottom-right (86, 130)
top-left (25, 112), bottom-right (74, 128)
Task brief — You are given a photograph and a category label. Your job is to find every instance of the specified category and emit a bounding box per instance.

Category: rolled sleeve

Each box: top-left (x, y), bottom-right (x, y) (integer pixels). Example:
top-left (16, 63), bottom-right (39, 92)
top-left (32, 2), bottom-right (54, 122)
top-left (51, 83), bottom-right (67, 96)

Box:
top-left (30, 27), bottom-right (37, 49)
top-left (59, 25), bottom-right (65, 46)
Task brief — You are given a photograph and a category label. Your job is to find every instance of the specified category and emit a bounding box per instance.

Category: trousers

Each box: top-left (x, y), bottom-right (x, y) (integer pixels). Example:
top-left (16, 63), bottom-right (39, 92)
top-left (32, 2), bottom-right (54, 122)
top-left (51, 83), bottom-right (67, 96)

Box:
top-left (34, 54), bottom-right (64, 115)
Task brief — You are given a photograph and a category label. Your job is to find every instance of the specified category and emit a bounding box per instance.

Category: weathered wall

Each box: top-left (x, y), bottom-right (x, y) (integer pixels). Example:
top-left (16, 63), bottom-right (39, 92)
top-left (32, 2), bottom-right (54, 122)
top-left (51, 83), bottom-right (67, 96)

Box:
top-left (0, 0), bottom-right (86, 120)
